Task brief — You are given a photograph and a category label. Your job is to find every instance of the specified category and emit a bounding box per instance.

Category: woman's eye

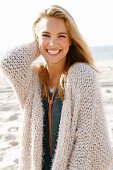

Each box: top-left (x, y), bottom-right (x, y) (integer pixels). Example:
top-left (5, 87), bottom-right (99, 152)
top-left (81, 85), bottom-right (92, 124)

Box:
top-left (58, 35), bottom-right (66, 38)
top-left (42, 34), bottom-right (50, 37)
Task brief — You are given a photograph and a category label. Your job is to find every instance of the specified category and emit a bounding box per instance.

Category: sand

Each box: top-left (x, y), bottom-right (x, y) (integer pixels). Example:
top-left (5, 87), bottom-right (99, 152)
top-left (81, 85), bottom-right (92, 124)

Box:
top-left (0, 60), bottom-right (113, 170)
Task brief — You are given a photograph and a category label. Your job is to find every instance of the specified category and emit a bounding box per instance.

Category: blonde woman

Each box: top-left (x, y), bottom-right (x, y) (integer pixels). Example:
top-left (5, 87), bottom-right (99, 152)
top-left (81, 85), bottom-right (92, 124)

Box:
top-left (0, 5), bottom-right (113, 170)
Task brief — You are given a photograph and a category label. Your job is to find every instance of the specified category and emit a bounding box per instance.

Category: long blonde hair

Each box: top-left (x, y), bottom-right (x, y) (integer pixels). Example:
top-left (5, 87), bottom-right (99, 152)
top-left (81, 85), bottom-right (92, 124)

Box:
top-left (32, 5), bottom-right (95, 100)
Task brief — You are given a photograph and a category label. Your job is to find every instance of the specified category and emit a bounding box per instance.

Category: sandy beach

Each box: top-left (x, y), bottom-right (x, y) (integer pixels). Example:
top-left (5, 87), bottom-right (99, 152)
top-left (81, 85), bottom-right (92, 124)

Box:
top-left (0, 60), bottom-right (113, 170)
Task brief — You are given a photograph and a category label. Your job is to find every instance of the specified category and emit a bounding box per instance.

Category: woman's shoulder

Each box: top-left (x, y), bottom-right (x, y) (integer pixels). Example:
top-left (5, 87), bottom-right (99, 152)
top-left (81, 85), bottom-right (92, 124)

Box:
top-left (68, 62), bottom-right (96, 78)
top-left (67, 62), bottom-right (98, 88)
top-left (66, 62), bottom-right (100, 97)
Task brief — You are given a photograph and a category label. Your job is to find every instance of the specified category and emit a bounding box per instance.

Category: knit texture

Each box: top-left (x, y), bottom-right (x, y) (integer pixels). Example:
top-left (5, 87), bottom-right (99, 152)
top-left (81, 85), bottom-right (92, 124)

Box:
top-left (0, 42), bottom-right (113, 170)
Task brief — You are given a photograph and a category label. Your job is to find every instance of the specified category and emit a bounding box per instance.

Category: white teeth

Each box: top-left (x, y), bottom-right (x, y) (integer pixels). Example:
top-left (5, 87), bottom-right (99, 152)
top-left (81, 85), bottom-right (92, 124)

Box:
top-left (47, 50), bottom-right (60, 54)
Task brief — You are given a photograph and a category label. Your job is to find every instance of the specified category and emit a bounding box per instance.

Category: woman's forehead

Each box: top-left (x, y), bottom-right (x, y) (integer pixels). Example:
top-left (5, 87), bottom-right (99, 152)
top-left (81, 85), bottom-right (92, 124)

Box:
top-left (36, 17), bottom-right (68, 33)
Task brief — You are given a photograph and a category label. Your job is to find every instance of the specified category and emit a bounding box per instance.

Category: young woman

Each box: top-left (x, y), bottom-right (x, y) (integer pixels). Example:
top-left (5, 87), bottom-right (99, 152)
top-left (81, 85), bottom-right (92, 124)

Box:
top-left (0, 5), bottom-right (113, 170)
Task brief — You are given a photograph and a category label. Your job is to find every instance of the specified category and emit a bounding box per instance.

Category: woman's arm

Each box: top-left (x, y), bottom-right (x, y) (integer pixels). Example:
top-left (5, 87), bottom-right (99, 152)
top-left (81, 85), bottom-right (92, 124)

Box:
top-left (68, 63), bottom-right (113, 170)
top-left (0, 41), bottom-right (39, 105)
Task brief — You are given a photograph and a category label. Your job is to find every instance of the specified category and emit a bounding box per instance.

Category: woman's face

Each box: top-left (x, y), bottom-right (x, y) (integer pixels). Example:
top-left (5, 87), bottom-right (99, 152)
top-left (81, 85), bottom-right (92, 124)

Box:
top-left (36, 17), bottom-right (71, 65)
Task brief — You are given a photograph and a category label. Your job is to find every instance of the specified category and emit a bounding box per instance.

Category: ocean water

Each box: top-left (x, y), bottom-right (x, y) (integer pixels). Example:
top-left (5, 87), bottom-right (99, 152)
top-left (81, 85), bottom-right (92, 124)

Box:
top-left (90, 45), bottom-right (113, 61)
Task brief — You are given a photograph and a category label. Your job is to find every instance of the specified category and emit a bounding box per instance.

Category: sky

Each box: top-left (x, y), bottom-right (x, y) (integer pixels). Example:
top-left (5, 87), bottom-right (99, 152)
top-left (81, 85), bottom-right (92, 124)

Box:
top-left (0, 0), bottom-right (113, 53)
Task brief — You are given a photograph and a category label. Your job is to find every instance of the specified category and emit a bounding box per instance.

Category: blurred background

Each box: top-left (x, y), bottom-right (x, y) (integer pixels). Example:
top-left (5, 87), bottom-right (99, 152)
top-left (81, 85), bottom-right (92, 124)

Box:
top-left (0, 0), bottom-right (113, 169)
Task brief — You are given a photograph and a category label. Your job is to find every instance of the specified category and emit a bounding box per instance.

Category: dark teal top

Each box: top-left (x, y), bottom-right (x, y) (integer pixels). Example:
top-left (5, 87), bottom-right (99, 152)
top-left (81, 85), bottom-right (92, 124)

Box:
top-left (42, 89), bottom-right (63, 170)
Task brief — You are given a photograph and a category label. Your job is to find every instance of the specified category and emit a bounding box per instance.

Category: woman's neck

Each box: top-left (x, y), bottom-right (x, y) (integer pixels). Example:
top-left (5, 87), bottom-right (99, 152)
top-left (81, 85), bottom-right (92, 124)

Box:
top-left (47, 62), bottom-right (65, 88)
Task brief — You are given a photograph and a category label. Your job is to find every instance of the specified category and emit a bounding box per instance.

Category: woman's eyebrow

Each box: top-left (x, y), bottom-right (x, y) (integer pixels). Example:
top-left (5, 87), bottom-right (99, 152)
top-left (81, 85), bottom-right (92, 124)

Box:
top-left (41, 31), bottom-right (50, 34)
top-left (58, 32), bottom-right (67, 35)
top-left (41, 31), bottom-right (68, 36)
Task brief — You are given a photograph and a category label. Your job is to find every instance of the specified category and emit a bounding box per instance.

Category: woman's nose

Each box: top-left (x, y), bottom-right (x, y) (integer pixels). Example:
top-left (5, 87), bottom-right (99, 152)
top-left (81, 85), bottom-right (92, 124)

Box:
top-left (48, 38), bottom-right (57, 46)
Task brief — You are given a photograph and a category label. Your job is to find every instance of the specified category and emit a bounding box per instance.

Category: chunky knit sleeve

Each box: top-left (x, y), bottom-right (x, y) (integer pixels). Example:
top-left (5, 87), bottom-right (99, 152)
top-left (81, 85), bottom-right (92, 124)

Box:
top-left (68, 63), bottom-right (113, 170)
top-left (0, 41), bottom-right (39, 105)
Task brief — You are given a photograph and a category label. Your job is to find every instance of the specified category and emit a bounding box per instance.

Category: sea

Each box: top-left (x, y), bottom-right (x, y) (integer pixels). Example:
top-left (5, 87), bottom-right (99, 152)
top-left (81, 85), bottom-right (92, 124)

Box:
top-left (90, 45), bottom-right (113, 61)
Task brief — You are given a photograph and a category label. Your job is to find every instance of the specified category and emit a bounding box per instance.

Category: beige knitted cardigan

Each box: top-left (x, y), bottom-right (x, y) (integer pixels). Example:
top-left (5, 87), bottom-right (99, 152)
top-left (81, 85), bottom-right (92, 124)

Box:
top-left (0, 42), bottom-right (113, 170)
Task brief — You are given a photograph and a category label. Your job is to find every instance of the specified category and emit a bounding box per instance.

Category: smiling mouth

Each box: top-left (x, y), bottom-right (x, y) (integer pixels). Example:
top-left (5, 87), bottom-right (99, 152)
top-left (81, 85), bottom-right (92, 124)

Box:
top-left (46, 49), bottom-right (61, 55)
